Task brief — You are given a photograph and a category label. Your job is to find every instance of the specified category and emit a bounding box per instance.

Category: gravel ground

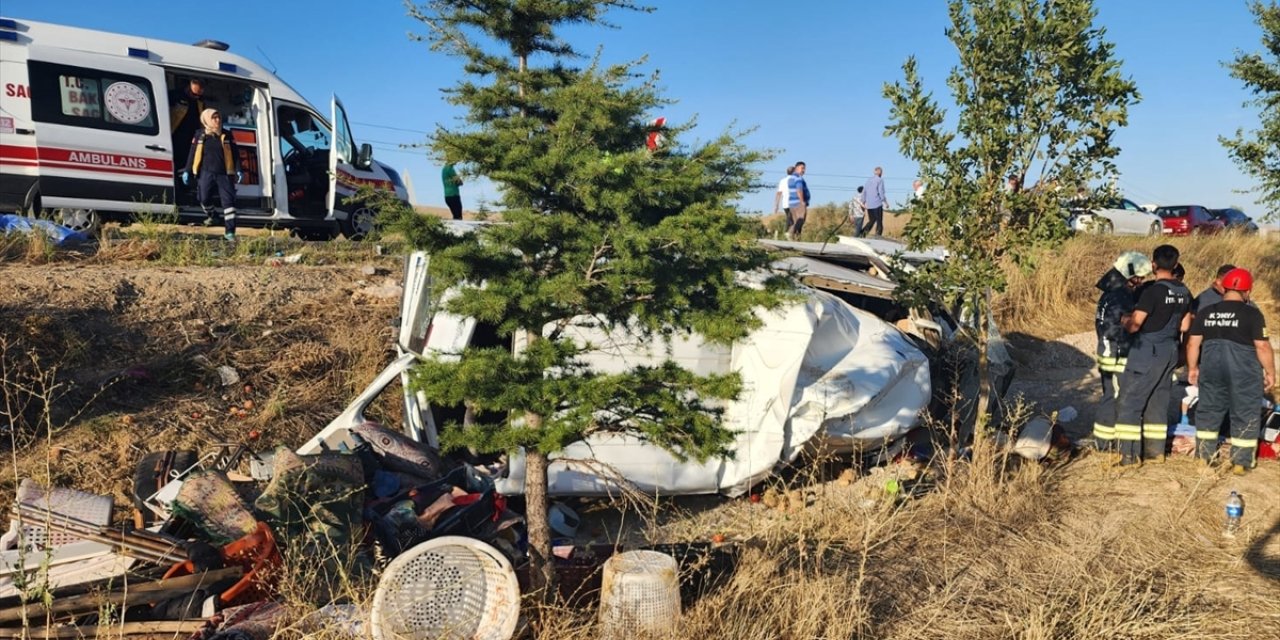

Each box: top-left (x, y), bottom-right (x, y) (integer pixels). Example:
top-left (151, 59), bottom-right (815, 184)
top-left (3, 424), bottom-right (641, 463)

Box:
top-left (1005, 331), bottom-right (1101, 442)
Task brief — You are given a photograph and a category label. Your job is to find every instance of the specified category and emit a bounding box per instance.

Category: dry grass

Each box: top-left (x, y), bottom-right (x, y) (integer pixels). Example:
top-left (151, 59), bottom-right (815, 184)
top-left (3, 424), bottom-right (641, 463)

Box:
top-left (758, 205), bottom-right (912, 241)
top-left (527, 438), bottom-right (1280, 640)
top-left (1, 222), bottom-right (410, 267)
top-left (998, 232), bottom-right (1280, 341)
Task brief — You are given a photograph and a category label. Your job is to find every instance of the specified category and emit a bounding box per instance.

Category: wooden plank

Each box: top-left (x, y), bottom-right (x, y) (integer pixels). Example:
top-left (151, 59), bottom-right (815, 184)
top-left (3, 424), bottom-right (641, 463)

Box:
top-left (0, 567), bottom-right (241, 623)
top-left (0, 620), bottom-right (206, 638)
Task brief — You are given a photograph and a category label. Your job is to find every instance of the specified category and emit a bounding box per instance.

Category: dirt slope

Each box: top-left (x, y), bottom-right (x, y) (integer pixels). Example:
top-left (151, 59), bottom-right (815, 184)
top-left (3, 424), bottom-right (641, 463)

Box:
top-left (0, 260), bottom-right (404, 507)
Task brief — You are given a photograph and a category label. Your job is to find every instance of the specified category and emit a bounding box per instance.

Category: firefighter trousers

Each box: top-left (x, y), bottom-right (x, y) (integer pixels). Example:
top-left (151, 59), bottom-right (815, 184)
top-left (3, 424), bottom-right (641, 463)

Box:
top-left (1093, 365), bottom-right (1123, 451)
top-left (198, 172), bottom-right (237, 234)
top-left (1194, 341), bottom-right (1263, 467)
top-left (1115, 342), bottom-right (1177, 461)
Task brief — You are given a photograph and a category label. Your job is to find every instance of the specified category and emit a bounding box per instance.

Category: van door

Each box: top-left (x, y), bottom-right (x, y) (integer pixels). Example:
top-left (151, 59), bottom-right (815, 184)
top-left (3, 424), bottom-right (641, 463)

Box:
top-left (326, 94), bottom-right (357, 215)
top-left (25, 46), bottom-right (173, 213)
top-left (327, 95), bottom-right (391, 238)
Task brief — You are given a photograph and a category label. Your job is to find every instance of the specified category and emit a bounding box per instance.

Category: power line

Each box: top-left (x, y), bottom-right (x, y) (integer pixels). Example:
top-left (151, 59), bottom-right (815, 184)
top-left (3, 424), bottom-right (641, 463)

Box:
top-left (366, 138), bottom-right (429, 148)
top-left (370, 145), bottom-right (429, 157)
top-left (1113, 177), bottom-right (1168, 206)
top-left (353, 121), bottom-right (432, 135)
top-left (794, 171), bottom-right (916, 181)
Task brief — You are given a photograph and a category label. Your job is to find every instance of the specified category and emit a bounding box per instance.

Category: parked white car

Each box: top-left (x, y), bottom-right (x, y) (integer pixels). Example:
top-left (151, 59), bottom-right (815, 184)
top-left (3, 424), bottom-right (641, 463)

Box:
top-left (1069, 198), bottom-right (1164, 236)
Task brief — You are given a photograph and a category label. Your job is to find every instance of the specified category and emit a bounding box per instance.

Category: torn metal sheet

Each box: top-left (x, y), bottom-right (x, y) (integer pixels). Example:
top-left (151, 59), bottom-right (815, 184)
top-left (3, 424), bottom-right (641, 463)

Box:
top-left (460, 285), bottom-right (928, 497)
top-left (773, 256), bottom-right (897, 299)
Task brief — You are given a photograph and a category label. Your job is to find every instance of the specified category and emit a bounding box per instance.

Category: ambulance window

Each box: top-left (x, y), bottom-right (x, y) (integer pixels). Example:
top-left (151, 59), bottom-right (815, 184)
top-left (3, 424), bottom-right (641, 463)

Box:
top-left (28, 61), bottom-right (159, 135)
top-left (276, 105), bottom-right (329, 157)
top-left (58, 75), bottom-right (102, 119)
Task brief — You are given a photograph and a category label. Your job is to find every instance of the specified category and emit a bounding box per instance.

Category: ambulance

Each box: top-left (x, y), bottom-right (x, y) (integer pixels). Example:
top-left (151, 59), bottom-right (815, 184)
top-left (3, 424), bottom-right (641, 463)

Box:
top-left (0, 18), bottom-right (410, 239)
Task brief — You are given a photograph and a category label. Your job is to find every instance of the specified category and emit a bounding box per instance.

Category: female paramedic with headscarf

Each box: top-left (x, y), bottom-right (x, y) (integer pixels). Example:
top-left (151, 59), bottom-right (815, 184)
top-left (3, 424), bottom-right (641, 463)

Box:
top-left (181, 108), bottom-right (242, 241)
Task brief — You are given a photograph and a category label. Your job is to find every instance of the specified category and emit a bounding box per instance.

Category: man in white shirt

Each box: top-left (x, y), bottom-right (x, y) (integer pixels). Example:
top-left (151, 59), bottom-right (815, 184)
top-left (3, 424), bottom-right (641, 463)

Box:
top-left (774, 165), bottom-right (795, 235)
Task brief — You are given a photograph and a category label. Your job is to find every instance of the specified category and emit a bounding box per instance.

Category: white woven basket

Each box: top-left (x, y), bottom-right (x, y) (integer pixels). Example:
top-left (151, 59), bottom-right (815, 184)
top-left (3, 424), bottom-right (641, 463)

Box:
top-left (3, 479), bottom-right (114, 550)
top-left (598, 550), bottom-right (681, 639)
top-left (371, 536), bottom-right (520, 640)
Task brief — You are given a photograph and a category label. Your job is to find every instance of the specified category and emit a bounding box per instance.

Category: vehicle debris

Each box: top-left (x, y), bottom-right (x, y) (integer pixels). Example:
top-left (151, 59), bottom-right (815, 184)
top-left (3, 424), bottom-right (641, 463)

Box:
top-left (0, 232), bottom-right (1014, 636)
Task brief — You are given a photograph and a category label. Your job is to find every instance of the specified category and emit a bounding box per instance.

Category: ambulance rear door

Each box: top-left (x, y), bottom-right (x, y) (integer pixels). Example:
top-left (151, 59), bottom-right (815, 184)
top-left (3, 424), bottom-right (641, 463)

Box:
top-left (25, 46), bottom-right (173, 213)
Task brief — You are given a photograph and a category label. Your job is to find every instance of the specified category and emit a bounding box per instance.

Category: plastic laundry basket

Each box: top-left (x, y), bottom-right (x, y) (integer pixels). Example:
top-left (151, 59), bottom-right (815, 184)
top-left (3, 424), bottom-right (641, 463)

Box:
top-left (370, 536), bottom-right (520, 640)
top-left (1, 479), bottom-right (114, 550)
top-left (598, 550), bottom-right (681, 639)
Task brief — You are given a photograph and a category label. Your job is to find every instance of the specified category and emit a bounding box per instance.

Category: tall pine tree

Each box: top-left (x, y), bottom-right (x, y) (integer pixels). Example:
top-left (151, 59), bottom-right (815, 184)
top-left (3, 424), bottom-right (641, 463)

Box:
top-left (401, 0), bottom-right (784, 595)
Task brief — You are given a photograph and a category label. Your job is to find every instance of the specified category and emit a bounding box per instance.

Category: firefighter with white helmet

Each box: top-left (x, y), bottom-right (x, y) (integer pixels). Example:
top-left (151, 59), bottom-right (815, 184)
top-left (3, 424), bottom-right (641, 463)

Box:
top-left (1186, 268), bottom-right (1276, 474)
top-left (1092, 251), bottom-right (1153, 451)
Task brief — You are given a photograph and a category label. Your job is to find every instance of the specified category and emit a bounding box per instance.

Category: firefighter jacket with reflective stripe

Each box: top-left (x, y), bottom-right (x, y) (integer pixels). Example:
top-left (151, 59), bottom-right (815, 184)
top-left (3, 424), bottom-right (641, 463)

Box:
top-left (1095, 267), bottom-right (1135, 370)
top-left (187, 130), bottom-right (238, 176)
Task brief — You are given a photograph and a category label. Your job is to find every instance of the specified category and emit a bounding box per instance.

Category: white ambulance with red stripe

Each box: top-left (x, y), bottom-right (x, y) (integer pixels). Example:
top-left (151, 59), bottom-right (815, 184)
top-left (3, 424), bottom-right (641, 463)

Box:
top-left (0, 18), bottom-right (408, 239)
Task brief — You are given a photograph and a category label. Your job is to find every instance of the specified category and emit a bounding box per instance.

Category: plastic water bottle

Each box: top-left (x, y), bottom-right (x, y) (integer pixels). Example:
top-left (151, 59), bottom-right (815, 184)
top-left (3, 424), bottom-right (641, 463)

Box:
top-left (1225, 491), bottom-right (1244, 537)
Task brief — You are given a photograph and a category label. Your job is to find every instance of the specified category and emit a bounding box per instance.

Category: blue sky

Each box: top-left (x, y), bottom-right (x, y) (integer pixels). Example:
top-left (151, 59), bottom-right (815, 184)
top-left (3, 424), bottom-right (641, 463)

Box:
top-left (5, 1), bottom-right (1275, 220)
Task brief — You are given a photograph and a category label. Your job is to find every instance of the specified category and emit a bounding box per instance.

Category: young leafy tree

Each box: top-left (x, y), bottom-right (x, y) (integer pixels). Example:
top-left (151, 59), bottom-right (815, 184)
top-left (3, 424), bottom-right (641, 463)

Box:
top-left (884, 0), bottom-right (1139, 428)
top-left (402, 0), bottom-right (783, 594)
top-left (1222, 0), bottom-right (1280, 221)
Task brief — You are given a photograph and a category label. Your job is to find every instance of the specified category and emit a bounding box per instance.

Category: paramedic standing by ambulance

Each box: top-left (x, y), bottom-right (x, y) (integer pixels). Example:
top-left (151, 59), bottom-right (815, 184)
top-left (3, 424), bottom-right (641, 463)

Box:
top-left (182, 109), bottom-right (241, 242)
top-left (1092, 251), bottom-right (1153, 451)
top-left (1186, 268), bottom-right (1275, 474)
top-left (1114, 244), bottom-right (1192, 465)
top-left (169, 78), bottom-right (205, 193)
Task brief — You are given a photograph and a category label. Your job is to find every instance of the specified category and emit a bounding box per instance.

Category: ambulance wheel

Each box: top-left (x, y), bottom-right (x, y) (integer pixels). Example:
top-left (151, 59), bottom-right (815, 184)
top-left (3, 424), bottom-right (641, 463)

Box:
top-left (339, 207), bottom-right (377, 241)
top-left (1094, 218), bottom-right (1113, 235)
top-left (1148, 221), bottom-right (1162, 236)
top-left (48, 208), bottom-right (102, 236)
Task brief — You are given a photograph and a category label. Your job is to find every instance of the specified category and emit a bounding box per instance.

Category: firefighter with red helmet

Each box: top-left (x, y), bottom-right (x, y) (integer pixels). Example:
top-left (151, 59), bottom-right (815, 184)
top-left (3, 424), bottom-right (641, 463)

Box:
top-left (1186, 268), bottom-right (1276, 474)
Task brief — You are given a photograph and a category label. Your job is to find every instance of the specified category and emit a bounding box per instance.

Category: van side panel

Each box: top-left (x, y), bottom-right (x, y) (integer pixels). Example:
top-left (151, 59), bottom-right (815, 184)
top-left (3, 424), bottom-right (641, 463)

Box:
top-left (0, 55), bottom-right (38, 212)
top-left (25, 48), bottom-right (175, 214)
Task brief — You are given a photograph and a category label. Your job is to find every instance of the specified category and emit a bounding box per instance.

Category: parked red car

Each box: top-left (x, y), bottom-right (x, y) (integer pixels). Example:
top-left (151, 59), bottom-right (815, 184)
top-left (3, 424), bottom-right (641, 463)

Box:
top-left (1155, 205), bottom-right (1226, 236)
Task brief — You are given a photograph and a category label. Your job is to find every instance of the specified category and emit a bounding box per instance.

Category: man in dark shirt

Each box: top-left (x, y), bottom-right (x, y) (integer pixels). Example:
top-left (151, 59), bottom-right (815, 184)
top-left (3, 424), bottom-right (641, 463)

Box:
top-left (1193, 264), bottom-right (1235, 312)
top-left (1114, 245), bottom-right (1193, 465)
top-left (1186, 268), bottom-right (1275, 474)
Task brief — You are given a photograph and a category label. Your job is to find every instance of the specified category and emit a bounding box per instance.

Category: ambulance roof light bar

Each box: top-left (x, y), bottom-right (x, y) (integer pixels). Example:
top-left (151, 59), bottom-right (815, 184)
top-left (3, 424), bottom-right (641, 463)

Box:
top-left (193, 39), bottom-right (230, 51)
